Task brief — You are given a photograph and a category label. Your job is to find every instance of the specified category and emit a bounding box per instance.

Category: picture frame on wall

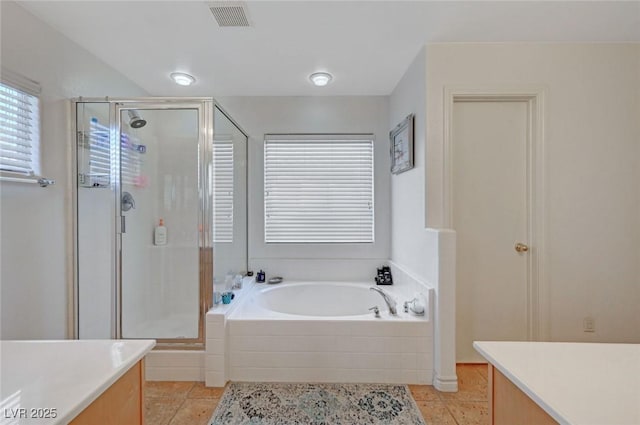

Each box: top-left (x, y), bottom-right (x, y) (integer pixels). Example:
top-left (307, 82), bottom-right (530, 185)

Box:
top-left (389, 113), bottom-right (414, 174)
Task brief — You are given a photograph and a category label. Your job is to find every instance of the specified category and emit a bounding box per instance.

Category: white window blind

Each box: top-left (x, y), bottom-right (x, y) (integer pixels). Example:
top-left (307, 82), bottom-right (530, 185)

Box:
top-left (0, 81), bottom-right (40, 176)
top-left (264, 134), bottom-right (374, 243)
top-left (212, 141), bottom-right (234, 243)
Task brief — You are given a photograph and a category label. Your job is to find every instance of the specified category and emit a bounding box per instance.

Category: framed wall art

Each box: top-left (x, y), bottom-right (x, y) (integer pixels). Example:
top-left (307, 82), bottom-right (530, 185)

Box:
top-left (389, 113), bottom-right (414, 174)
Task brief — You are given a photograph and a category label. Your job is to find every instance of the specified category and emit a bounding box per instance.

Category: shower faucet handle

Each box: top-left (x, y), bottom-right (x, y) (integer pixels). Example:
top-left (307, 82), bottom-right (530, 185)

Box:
top-left (122, 192), bottom-right (135, 211)
top-left (368, 306), bottom-right (380, 318)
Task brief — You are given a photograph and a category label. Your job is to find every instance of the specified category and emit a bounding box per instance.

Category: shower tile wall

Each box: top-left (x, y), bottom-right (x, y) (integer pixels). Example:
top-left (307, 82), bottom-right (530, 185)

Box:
top-left (78, 106), bottom-right (201, 340)
top-left (121, 109), bottom-right (199, 339)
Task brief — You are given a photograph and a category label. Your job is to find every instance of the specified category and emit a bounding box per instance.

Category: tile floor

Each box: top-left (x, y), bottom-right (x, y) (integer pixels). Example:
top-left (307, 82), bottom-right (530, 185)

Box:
top-left (145, 364), bottom-right (489, 425)
top-left (411, 364), bottom-right (489, 425)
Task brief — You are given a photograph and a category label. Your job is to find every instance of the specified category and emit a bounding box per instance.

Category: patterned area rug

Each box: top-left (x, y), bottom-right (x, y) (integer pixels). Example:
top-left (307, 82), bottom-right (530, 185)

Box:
top-left (209, 382), bottom-right (426, 425)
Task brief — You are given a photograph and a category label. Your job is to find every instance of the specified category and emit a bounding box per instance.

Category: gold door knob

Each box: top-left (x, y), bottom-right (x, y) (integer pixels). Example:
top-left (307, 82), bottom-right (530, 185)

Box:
top-left (515, 243), bottom-right (529, 253)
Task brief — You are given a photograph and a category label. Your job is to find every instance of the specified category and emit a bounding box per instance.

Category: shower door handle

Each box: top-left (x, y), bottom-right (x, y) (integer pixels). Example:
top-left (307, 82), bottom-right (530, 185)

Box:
top-left (117, 216), bottom-right (126, 234)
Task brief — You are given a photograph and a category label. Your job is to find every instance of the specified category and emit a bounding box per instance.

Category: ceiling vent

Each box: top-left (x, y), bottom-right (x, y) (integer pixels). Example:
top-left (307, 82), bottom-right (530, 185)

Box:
top-left (209, 2), bottom-right (251, 27)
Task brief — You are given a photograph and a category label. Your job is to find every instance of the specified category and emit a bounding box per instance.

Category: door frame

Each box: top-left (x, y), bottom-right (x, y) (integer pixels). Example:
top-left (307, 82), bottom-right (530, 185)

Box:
top-left (443, 86), bottom-right (548, 341)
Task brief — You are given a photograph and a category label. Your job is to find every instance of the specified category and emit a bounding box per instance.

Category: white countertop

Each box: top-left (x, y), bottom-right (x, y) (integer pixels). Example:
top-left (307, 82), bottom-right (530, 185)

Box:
top-left (474, 341), bottom-right (640, 425)
top-left (0, 339), bottom-right (155, 425)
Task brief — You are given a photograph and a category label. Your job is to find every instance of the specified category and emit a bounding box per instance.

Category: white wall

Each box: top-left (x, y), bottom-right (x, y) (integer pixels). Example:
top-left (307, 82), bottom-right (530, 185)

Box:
top-left (216, 96), bottom-right (390, 281)
top-left (389, 48), bottom-right (457, 391)
top-left (425, 43), bottom-right (640, 343)
top-left (388, 48), bottom-right (435, 281)
top-left (0, 1), bottom-right (147, 339)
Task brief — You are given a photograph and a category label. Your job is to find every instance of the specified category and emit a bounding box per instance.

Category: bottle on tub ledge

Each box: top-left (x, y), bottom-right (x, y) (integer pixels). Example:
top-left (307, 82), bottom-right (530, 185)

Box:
top-left (225, 271), bottom-right (235, 291)
top-left (256, 269), bottom-right (266, 283)
top-left (375, 266), bottom-right (393, 285)
top-left (243, 271), bottom-right (256, 287)
top-left (154, 218), bottom-right (167, 246)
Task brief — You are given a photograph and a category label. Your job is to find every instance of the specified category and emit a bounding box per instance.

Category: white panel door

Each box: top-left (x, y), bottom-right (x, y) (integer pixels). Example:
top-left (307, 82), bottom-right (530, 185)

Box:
top-left (453, 100), bottom-right (530, 363)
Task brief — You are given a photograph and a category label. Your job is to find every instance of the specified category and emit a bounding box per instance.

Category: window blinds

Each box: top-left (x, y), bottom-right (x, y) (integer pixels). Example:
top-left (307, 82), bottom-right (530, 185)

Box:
top-left (213, 141), bottom-right (234, 243)
top-left (264, 134), bottom-right (374, 243)
top-left (0, 82), bottom-right (40, 176)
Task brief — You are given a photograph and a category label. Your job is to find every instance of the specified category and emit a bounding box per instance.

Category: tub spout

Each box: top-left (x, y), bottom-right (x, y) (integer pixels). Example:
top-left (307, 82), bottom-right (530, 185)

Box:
top-left (369, 287), bottom-right (397, 315)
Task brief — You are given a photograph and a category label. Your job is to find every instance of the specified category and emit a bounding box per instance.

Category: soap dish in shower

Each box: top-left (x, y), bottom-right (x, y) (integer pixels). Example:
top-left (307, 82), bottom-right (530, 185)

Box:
top-left (268, 277), bottom-right (283, 284)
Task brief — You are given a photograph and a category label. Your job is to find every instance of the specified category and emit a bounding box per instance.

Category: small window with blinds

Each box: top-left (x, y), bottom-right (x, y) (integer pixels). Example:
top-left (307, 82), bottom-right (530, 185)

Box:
top-left (0, 80), bottom-right (40, 176)
top-left (213, 140), bottom-right (234, 243)
top-left (264, 134), bottom-right (374, 243)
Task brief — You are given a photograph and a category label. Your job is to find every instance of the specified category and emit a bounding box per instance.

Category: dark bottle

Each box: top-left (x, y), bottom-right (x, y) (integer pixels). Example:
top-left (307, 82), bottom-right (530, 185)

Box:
top-left (375, 266), bottom-right (393, 285)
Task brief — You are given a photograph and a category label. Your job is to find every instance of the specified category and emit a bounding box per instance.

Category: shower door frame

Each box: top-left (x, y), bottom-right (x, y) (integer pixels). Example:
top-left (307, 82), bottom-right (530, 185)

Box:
top-left (71, 97), bottom-right (215, 347)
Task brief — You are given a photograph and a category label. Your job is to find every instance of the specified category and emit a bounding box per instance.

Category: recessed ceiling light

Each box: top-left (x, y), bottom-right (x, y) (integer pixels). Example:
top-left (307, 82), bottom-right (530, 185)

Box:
top-left (170, 72), bottom-right (196, 86)
top-left (309, 72), bottom-right (333, 87)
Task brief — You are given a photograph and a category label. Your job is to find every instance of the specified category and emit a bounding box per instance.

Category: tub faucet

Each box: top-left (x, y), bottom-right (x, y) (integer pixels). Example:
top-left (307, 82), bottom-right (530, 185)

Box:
top-left (369, 287), bottom-right (397, 315)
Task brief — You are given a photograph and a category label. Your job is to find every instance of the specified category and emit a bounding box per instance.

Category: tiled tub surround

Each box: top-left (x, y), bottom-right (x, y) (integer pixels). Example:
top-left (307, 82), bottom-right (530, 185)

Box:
top-left (206, 280), bottom-right (434, 387)
top-left (146, 350), bottom-right (205, 382)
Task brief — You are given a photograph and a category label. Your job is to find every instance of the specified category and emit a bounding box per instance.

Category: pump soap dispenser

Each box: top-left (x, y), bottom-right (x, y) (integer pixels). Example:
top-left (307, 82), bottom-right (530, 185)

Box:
top-left (154, 219), bottom-right (167, 246)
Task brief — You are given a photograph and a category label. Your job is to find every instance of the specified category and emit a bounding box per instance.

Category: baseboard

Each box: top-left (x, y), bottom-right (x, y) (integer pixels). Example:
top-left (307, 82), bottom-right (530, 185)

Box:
top-left (433, 373), bottom-right (459, 392)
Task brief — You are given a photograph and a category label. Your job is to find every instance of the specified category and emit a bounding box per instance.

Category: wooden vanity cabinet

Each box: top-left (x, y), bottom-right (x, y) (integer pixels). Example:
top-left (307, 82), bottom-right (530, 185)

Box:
top-left (70, 360), bottom-right (145, 425)
top-left (488, 364), bottom-right (558, 425)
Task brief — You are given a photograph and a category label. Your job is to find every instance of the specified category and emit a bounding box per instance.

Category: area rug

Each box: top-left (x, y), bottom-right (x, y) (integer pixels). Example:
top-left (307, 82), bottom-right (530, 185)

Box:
top-left (209, 382), bottom-right (426, 425)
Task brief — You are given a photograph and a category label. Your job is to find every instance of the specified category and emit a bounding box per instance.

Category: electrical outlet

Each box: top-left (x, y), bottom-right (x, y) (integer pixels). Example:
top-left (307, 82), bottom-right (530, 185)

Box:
top-left (583, 317), bottom-right (595, 333)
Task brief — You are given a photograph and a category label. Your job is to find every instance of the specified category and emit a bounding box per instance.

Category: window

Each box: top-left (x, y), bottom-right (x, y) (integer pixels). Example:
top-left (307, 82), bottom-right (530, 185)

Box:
top-left (264, 134), bottom-right (374, 243)
top-left (0, 76), bottom-right (41, 176)
top-left (212, 140), bottom-right (234, 243)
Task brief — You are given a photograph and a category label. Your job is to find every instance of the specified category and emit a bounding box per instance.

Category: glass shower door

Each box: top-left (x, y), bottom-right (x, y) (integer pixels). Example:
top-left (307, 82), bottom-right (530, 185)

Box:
top-left (76, 101), bottom-right (113, 339)
top-left (118, 105), bottom-right (203, 340)
top-left (212, 106), bottom-right (248, 291)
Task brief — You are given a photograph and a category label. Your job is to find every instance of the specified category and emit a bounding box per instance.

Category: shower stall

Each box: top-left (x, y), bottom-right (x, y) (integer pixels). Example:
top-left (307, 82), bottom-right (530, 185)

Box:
top-left (73, 98), bottom-right (247, 346)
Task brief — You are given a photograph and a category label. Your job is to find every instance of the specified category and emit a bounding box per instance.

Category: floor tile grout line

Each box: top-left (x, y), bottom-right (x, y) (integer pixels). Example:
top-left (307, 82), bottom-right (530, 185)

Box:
top-left (476, 370), bottom-right (488, 383)
top-left (443, 401), bottom-right (462, 425)
top-left (167, 398), bottom-right (187, 425)
top-left (410, 385), bottom-right (468, 425)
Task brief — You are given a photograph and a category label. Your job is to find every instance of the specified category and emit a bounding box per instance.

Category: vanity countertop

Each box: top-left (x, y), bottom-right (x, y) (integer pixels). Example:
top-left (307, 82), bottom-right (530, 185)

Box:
top-left (474, 341), bottom-right (640, 425)
top-left (0, 339), bottom-right (155, 424)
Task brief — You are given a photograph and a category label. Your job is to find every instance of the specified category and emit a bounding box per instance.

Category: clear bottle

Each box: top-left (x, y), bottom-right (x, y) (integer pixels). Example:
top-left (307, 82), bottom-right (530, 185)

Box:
top-left (234, 274), bottom-right (243, 289)
top-left (225, 272), bottom-right (234, 291)
top-left (154, 218), bottom-right (167, 246)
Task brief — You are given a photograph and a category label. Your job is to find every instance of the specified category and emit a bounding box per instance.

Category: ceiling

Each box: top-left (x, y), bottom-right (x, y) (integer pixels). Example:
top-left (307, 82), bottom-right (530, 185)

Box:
top-left (17, 1), bottom-right (640, 97)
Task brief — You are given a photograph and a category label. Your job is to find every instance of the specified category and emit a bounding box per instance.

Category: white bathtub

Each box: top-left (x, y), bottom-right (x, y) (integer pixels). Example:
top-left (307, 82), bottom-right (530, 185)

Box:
top-left (257, 281), bottom-right (402, 317)
top-left (224, 281), bottom-right (434, 385)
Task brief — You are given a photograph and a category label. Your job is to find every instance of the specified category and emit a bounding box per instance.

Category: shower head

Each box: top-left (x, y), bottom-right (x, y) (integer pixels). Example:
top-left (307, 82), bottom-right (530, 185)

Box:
top-left (128, 110), bottom-right (147, 129)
